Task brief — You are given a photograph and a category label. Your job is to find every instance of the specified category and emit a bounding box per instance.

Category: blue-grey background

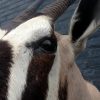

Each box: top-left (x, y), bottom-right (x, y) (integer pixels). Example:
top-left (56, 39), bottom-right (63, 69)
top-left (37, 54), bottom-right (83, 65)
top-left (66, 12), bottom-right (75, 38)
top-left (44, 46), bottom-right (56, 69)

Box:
top-left (0, 0), bottom-right (100, 90)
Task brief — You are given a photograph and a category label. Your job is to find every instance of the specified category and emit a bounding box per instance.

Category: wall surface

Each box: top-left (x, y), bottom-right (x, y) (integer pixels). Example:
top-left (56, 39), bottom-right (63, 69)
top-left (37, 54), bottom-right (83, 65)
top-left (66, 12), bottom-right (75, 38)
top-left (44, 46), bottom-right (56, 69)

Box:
top-left (0, 0), bottom-right (100, 90)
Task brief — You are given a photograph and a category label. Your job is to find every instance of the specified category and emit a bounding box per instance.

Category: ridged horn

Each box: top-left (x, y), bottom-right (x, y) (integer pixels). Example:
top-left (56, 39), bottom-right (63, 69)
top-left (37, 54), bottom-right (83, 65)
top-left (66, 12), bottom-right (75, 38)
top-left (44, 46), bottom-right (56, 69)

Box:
top-left (40, 0), bottom-right (76, 22)
top-left (13, 0), bottom-right (45, 23)
top-left (2, 0), bottom-right (45, 33)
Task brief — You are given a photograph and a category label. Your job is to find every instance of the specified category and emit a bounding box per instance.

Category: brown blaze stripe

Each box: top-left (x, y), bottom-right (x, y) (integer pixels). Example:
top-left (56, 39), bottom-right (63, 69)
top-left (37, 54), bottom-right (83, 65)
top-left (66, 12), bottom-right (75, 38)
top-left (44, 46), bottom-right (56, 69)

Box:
top-left (58, 80), bottom-right (68, 100)
top-left (0, 40), bottom-right (13, 100)
top-left (21, 53), bottom-right (55, 100)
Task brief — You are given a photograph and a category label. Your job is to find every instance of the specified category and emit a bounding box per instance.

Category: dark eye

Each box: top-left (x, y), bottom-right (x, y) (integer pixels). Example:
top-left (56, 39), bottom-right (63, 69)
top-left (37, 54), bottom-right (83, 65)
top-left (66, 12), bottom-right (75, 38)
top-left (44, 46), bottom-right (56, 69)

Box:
top-left (40, 38), bottom-right (57, 53)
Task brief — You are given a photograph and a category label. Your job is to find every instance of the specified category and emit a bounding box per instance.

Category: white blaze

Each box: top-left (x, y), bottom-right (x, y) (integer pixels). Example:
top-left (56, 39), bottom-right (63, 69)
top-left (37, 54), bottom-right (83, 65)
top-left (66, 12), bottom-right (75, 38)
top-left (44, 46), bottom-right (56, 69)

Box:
top-left (46, 48), bottom-right (60, 100)
top-left (2, 15), bottom-right (52, 100)
top-left (7, 46), bottom-right (32, 100)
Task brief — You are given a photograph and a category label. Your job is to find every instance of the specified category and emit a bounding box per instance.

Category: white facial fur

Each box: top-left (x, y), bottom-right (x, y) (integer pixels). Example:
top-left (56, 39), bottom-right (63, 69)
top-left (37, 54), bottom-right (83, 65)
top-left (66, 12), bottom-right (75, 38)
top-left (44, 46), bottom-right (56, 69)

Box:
top-left (46, 47), bottom-right (60, 100)
top-left (3, 15), bottom-right (52, 48)
top-left (7, 47), bottom-right (32, 100)
top-left (2, 15), bottom-right (53, 100)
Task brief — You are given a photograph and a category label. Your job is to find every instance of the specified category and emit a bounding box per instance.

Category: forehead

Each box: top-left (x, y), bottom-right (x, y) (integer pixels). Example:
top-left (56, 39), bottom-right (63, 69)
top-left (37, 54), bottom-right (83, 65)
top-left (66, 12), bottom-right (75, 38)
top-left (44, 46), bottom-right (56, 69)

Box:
top-left (3, 15), bottom-right (53, 44)
top-left (26, 15), bottom-right (53, 40)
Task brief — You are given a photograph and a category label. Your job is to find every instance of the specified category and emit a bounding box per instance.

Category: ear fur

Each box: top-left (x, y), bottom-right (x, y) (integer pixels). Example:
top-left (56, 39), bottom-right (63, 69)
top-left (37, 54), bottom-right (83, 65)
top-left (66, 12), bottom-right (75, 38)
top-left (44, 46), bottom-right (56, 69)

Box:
top-left (69, 0), bottom-right (100, 55)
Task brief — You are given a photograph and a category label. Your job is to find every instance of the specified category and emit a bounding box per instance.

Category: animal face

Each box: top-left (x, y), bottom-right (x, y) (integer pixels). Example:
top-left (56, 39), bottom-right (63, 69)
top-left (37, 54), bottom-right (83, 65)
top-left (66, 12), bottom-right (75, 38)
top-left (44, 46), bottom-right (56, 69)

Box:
top-left (0, 0), bottom-right (75, 99)
top-left (1, 15), bottom-right (58, 100)
top-left (0, 0), bottom-right (100, 100)
top-left (0, 14), bottom-right (75, 100)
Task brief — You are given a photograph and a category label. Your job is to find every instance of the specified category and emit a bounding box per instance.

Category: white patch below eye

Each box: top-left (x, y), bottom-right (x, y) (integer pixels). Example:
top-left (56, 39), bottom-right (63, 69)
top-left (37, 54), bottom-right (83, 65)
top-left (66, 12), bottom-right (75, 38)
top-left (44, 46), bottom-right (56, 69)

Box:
top-left (7, 47), bottom-right (32, 100)
top-left (46, 48), bottom-right (60, 100)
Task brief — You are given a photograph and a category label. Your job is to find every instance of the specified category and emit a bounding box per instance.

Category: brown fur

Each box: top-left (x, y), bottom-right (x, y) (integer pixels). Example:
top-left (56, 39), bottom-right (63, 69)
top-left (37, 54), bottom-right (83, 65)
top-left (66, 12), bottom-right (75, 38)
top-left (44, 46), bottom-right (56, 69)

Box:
top-left (57, 34), bottom-right (100, 100)
top-left (22, 53), bottom-right (55, 100)
top-left (0, 0), bottom-right (99, 99)
top-left (0, 41), bottom-right (13, 100)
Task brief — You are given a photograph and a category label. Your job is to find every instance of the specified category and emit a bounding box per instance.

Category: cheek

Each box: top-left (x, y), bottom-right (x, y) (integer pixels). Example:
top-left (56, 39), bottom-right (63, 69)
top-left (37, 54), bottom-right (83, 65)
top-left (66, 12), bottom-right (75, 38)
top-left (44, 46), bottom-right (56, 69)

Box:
top-left (21, 53), bottom-right (55, 100)
top-left (28, 53), bottom-right (55, 82)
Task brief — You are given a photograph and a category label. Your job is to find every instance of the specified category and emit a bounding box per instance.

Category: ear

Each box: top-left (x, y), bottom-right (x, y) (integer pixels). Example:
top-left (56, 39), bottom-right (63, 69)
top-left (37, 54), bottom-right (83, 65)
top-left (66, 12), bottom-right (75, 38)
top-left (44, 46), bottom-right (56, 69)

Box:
top-left (69, 0), bottom-right (100, 55)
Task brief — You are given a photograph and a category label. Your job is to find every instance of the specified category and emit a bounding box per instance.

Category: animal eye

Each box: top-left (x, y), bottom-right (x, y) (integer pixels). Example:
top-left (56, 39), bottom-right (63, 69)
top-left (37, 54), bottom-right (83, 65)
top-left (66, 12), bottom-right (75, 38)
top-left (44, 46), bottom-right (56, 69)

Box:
top-left (40, 39), bottom-right (57, 53)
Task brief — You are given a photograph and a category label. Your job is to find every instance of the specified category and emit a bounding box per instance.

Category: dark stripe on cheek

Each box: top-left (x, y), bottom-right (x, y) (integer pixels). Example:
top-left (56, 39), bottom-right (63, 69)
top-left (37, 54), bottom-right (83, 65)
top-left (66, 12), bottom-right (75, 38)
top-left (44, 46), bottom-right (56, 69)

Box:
top-left (0, 41), bottom-right (13, 100)
top-left (22, 53), bottom-right (55, 100)
top-left (58, 80), bottom-right (68, 100)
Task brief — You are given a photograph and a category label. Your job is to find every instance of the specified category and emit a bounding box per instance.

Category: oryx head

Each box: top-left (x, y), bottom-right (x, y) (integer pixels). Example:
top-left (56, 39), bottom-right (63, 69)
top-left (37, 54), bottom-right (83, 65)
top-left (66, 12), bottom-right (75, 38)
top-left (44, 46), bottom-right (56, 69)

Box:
top-left (0, 0), bottom-right (75, 100)
top-left (0, 0), bottom-right (100, 100)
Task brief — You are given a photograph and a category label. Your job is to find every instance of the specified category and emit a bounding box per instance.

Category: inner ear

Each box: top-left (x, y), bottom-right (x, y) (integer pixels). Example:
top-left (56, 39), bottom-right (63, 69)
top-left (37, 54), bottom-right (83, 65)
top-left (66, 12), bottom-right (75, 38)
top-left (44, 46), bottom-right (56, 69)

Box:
top-left (71, 0), bottom-right (98, 42)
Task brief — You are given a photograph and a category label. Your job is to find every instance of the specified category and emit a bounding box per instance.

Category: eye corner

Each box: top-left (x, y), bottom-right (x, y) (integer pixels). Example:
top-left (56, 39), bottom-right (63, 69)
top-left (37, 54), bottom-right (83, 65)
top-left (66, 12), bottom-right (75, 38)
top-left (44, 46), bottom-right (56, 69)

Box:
top-left (26, 35), bottom-right (57, 54)
top-left (40, 35), bottom-right (57, 53)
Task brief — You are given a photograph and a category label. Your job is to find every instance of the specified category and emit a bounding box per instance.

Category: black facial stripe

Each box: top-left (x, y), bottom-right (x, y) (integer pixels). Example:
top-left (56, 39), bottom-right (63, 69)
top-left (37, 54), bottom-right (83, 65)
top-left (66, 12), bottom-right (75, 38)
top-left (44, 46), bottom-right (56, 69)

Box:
top-left (0, 40), bottom-right (13, 100)
top-left (58, 80), bottom-right (68, 100)
top-left (72, 0), bottom-right (99, 42)
top-left (26, 36), bottom-right (53, 49)
top-left (21, 53), bottom-right (55, 100)
top-left (26, 34), bottom-right (57, 53)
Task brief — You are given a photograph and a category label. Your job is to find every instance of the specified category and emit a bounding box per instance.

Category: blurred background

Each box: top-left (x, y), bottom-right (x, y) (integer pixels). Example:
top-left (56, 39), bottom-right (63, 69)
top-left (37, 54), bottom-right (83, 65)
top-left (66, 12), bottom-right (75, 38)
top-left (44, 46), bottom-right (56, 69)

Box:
top-left (0, 0), bottom-right (100, 90)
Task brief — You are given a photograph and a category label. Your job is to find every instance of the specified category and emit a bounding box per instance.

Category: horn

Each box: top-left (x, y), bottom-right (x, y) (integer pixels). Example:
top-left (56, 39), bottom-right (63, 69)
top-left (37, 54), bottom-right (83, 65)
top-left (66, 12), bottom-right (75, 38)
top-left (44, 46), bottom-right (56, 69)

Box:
top-left (2, 0), bottom-right (45, 33)
top-left (12, 0), bottom-right (45, 24)
top-left (1, 0), bottom-right (76, 38)
top-left (40, 0), bottom-right (76, 21)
